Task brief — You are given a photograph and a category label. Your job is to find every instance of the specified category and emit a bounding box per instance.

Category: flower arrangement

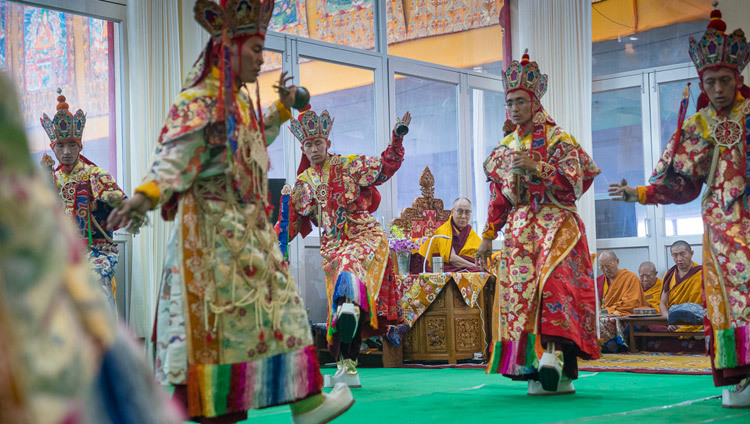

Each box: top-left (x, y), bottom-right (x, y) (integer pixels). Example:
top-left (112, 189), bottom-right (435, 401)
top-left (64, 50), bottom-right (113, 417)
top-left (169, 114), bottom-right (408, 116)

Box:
top-left (388, 225), bottom-right (419, 252)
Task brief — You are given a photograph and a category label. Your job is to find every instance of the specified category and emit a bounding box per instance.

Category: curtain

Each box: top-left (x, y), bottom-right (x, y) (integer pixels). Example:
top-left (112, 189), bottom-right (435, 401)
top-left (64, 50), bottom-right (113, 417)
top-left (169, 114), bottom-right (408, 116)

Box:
top-left (124, 0), bottom-right (183, 340)
top-left (515, 0), bottom-right (596, 247)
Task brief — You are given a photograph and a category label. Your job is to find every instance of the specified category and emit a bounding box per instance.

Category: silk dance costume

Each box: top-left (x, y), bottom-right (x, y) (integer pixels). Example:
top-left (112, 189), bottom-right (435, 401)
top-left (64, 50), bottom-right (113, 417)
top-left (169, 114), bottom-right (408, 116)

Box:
top-left (283, 109), bottom-right (406, 388)
top-left (129, 1), bottom-right (351, 422)
top-left (483, 52), bottom-right (601, 394)
top-left (41, 89), bottom-right (126, 310)
top-left (630, 4), bottom-right (750, 406)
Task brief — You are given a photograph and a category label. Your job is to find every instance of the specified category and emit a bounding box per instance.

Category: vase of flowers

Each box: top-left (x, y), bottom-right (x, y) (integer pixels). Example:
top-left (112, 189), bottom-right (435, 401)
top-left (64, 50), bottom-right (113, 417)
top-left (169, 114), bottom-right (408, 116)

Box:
top-left (388, 225), bottom-right (418, 275)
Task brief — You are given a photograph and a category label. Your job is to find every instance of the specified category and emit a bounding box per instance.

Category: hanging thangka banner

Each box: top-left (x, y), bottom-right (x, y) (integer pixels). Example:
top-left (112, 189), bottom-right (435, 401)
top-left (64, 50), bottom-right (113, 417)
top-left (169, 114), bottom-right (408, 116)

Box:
top-left (3, 2), bottom-right (111, 130)
top-left (23, 8), bottom-right (70, 91)
top-left (269, 0), bottom-right (308, 37)
top-left (83, 17), bottom-right (109, 118)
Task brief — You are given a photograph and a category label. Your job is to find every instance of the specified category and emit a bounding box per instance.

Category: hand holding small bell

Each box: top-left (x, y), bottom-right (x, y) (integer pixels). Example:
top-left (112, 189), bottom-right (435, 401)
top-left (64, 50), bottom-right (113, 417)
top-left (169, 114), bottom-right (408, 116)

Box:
top-left (273, 71), bottom-right (310, 110)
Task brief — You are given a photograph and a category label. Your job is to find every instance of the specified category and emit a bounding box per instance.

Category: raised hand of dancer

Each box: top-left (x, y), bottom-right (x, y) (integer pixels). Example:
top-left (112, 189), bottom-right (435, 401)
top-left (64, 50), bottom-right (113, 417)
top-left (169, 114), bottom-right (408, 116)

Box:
top-left (106, 192), bottom-right (152, 232)
top-left (276, 71), bottom-right (298, 110)
top-left (400, 111), bottom-right (412, 127)
top-left (608, 179), bottom-right (638, 202)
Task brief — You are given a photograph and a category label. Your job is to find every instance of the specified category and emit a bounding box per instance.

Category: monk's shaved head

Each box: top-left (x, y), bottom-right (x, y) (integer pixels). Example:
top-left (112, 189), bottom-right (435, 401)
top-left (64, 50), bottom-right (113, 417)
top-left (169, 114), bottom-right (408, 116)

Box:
top-left (598, 250), bottom-right (620, 279)
top-left (453, 197), bottom-right (472, 207)
top-left (598, 250), bottom-right (617, 261)
top-left (638, 261), bottom-right (656, 274)
top-left (638, 261), bottom-right (658, 291)
top-left (670, 240), bottom-right (692, 253)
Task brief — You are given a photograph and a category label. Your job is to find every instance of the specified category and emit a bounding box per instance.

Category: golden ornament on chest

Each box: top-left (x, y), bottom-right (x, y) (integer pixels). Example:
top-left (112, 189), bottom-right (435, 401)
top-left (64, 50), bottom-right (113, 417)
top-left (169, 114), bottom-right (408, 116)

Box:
top-left (712, 119), bottom-right (743, 148)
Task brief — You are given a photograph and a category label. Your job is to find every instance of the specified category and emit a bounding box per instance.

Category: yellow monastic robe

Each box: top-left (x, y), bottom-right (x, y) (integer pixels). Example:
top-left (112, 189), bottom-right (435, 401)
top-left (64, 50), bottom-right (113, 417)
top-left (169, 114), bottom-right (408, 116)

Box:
top-left (643, 278), bottom-right (664, 313)
top-left (417, 215), bottom-right (482, 262)
top-left (603, 269), bottom-right (648, 315)
top-left (663, 263), bottom-right (703, 332)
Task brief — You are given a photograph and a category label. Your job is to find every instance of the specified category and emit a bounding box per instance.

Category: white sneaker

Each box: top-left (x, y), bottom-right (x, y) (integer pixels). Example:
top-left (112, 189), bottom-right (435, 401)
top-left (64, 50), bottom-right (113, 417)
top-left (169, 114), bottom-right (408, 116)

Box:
top-left (292, 383), bottom-right (354, 424)
top-left (336, 302), bottom-right (359, 343)
top-left (538, 352), bottom-right (562, 392)
top-left (722, 378), bottom-right (750, 409)
top-left (527, 379), bottom-right (575, 396)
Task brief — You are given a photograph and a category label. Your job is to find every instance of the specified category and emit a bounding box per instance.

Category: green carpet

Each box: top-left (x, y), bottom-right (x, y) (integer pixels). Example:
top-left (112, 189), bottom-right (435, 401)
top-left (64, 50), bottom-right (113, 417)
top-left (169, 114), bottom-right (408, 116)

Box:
top-left (231, 368), bottom-right (750, 424)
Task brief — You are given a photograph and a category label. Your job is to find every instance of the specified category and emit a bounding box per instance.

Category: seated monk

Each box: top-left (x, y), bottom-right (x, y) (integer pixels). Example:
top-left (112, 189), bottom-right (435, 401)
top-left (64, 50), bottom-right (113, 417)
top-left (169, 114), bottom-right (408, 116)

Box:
top-left (660, 241), bottom-right (703, 332)
top-left (597, 250), bottom-right (647, 315)
top-left (638, 261), bottom-right (664, 313)
top-left (410, 197), bottom-right (482, 273)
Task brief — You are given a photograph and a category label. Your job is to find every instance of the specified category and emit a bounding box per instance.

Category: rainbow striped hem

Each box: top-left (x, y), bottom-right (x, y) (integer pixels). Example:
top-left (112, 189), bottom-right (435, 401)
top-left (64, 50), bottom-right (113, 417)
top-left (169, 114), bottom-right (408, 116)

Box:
top-left (713, 324), bottom-right (750, 369)
top-left (187, 345), bottom-right (322, 418)
top-left (326, 271), bottom-right (377, 343)
top-left (485, 333), bottom-right (538, 376)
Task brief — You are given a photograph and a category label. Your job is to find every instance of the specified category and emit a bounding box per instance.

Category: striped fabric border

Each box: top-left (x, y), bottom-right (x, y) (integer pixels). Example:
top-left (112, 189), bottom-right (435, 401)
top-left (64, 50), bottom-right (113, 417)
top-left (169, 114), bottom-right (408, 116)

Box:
top-left (187, 345), bottom-right (323, 417)
top-left (326, 271), bottom-right (377, 343)
top-left (486, 332), bottom-right (537, 375)
top-left (713, 324), bottom-right (750, 369)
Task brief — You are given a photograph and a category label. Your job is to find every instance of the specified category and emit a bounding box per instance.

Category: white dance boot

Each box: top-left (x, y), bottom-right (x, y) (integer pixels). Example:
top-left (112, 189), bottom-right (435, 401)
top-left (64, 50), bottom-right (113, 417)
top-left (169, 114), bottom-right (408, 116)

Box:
top-left (527, 379), bottom-right (575, 396)
top-left (336, 302), bottom-right (359, 344)
top-left (538, 344), bottom-right (563, 392)
top-left (722, 377), bottom-right (750, 408)
top-left (292, 383), bottom-right (354, 424)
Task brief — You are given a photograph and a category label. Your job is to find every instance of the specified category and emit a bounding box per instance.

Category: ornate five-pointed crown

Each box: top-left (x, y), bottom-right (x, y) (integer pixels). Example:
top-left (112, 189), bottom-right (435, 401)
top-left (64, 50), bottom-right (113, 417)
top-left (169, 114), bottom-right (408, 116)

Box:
top-left (503, 49), bottom-right (548, 100)
top-left (40, 88), bottom-right (86, 147)
top-left (688, 1), bottom-right (750, 76)
top-left (289, 109), bottom-right (334, 143)
top-left (194, 0), bottom-right (274, 38)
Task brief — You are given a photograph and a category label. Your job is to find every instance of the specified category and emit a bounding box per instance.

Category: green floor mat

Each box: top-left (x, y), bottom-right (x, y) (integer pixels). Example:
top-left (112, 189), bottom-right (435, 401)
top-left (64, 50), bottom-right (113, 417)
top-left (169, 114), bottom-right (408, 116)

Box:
top-left (183, 368), bottom-right (750, 423)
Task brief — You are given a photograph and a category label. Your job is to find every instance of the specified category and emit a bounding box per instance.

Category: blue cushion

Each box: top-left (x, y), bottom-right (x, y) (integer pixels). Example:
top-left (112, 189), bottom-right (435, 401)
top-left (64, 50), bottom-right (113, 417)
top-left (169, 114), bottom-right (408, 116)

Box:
top-left (667, 303), bottom-right (703, 325)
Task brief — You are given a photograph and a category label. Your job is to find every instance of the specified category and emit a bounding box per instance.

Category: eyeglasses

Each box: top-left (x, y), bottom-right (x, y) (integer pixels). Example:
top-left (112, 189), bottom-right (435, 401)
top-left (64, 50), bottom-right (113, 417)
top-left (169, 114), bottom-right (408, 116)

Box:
top-left (505, 99), bottom-right (529, 108)
top-left (454, 209), bottom-right (472, 216)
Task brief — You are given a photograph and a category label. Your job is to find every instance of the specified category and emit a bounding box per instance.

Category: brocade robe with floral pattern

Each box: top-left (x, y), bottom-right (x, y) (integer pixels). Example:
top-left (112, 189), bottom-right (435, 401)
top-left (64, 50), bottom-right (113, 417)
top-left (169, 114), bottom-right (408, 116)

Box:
top-left (287, 133), bottom-right (405, 342)
top-left (136, 70), bottom-right (322, 419)
top-left (53, 158), bottom-right (125, 308)
top-left (483, 124), bottom-right (601, 379)
top-left (637, 93), bottom-right (750, 386)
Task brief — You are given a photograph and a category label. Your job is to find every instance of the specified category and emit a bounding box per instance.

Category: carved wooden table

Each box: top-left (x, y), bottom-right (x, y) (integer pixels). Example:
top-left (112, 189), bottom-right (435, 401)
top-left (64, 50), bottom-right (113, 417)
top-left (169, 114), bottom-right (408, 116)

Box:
top-left (398, 272), bottom-right (494, 364)
top-left (620, 316), bottom-right (704, 353)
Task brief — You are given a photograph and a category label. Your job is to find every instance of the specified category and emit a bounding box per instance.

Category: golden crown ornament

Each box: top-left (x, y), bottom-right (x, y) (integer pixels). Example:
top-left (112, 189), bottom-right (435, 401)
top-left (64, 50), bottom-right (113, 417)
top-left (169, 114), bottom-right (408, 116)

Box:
top-left (40, 87), bottom-right (86, 147)
top-left (503, 49), bottom-right (548, 100)
top-left (289, 109), bottom-right (335, 143)
top-left (193, 0), bottom-right (274, 38)
top-left (688, 1), bottom-right (750, 76)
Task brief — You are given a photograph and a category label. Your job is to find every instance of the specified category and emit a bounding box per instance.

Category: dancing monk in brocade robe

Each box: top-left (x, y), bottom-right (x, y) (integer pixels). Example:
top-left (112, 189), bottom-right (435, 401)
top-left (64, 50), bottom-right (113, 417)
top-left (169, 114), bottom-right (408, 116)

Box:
top-left (639, 261), bottom-right (664, 312)
top-left (413, 197), bottom-right (483, 273)
top-left (610, 3), bottom-right (750, 408)
top-left (107, 1), bottom-right (353, 422)
top-left (40, 89), bottom-right (126, 309)
top-left (476, 51), bottom-right (601, 396)
top-left (597, 250), bottom-right (648, 315)
top-left (284, 109), bottom-right (411, 389)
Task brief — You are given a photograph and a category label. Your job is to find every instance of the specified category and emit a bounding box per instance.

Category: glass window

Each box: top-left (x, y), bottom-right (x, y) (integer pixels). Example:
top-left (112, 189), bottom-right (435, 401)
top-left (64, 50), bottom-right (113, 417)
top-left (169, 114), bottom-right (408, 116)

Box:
top-left (659, 79), bottom-right (702, 236)
top-left (387, 0), bottom-right (505, 74)
top-left (470, 88), bottom-right (504, 229)
top-left (593, 21), bottom-right (708, 77)
top-left (269, 0), bottom-right (374, 50)
top-left (0, 1), bottom-right (119, 175)
top-left (395, 75), bottom-right (458, 211)
top-left (592, 87), bottom-right (646, 238)
top-left (256, 50), bottom-right (285, 179)
top-left (299, 60), bottom-right (376, 157)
